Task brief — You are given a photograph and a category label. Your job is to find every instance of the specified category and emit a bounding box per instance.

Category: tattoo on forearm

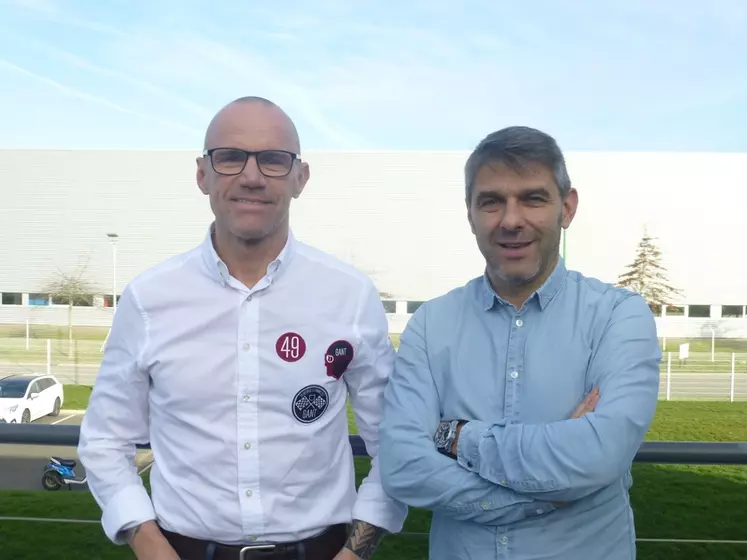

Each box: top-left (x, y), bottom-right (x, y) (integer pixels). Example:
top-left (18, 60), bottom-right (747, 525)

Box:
top-left (344, 520), bottom-right (387, 559)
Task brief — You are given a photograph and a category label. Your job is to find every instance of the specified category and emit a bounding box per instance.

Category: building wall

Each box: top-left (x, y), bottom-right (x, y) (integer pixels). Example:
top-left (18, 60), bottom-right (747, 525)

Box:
top-left (1, 149), bottom-right (747, 321)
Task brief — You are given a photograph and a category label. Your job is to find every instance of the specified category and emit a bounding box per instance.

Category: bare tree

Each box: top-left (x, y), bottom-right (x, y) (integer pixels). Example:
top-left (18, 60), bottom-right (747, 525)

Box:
top-left (41, 253), bottom-right (101, 356)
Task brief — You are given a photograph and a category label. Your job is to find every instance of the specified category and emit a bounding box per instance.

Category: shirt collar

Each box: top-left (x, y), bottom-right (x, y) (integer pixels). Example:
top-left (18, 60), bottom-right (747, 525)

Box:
top-left (200, 222), bottom-right (295, 287)
top-left (482, 256), bottom-right (567, 311)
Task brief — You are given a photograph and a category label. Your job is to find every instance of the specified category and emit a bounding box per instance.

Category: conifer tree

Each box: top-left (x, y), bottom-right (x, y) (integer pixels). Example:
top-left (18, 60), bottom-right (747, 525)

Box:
top-left (617, 229), bottom-right (681, 308)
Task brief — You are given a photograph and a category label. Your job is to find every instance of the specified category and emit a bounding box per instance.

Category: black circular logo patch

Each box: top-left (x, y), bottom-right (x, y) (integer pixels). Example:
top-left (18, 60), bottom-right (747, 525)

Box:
top-left (325, 340), bottom-right (354, 380)
top-left (292, 385), bottom-right (329, 424)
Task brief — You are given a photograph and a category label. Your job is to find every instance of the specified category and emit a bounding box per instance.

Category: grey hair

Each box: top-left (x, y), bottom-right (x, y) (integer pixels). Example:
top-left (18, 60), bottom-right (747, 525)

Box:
top-left (464, 126), bottom-right (571, 205)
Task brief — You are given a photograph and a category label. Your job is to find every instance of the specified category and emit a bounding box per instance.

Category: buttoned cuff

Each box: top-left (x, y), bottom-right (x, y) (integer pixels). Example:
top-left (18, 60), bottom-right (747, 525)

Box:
top-left (101, 483), bottom-right (157, 544)
top-left (456, 421), bottom-right (492, 476)
top-left (352, 494), bottom-right (408, 535)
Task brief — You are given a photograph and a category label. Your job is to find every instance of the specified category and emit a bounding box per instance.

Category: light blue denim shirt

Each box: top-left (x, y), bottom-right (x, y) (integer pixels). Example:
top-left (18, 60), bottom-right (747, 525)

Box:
top-left (379, 258), bottom-right (661, 560)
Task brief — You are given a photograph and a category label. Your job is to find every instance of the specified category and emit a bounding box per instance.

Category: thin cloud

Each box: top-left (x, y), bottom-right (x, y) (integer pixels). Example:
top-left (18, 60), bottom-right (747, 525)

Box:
top-left (4, 30), bottom-right (213, 121)
top-left (103, 32), bottom-right (369, 148)
top-left (0, 58), bottom-right (202, 136)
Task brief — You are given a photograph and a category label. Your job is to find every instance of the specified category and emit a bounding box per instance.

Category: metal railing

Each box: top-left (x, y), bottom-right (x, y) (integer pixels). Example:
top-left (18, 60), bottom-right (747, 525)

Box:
top-left (2, 423), bottom-right (747, 465)
top-left (2, 424), bottom-right (746, 550)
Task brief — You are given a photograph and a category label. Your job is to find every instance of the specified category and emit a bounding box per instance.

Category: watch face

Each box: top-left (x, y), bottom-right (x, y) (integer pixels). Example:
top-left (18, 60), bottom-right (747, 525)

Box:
top-left (434, 422), bottom-right (449, 448)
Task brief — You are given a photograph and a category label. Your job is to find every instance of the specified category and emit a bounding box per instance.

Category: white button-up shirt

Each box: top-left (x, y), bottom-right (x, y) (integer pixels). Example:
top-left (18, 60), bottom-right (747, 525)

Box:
top-left (78, 227), bottom-right (408, 545)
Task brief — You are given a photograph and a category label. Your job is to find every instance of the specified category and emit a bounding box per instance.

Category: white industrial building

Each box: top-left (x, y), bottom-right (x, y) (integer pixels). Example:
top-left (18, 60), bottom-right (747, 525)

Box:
top-left (1, 148), bottom-right (746, 338)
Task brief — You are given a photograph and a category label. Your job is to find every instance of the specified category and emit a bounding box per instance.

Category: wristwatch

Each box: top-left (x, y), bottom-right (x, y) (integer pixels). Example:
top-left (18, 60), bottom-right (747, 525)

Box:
top-left (434, 419), bottom-right (464, 459)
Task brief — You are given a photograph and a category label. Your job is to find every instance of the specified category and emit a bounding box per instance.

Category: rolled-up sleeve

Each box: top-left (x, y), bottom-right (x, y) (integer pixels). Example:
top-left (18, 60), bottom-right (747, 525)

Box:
top-left (458, 293), bottom-right (661, 502)
top-left (77, 283), bottom-right (156, 543)
top-left (343, 281), bottom-right (409, 534)
top-left (378, 306), bottom-right (556, 525)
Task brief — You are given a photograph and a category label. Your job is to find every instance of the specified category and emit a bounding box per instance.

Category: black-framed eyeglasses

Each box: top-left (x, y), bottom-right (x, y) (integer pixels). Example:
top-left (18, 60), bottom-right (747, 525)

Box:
top-left (202, 147), bottom-right (301, 177)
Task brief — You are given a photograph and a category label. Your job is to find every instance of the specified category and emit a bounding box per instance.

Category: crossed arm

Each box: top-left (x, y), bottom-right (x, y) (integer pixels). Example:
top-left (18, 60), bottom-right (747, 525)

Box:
top-left (379, 293), bottom-right (661, 517)
top-left (451, 295), bottom-right (661, 502)
top-left (378, 307), bottom-right (560, 525)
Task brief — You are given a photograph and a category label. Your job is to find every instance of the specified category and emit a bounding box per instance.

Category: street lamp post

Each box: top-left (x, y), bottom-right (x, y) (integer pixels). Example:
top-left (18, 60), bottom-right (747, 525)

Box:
top-left (106, 233), bottom-right (118, 311)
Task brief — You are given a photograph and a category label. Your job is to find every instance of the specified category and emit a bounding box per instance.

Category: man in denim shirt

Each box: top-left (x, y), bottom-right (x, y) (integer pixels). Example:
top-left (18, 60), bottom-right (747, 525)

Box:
top-left (379, 126), bottom-right (661, 559)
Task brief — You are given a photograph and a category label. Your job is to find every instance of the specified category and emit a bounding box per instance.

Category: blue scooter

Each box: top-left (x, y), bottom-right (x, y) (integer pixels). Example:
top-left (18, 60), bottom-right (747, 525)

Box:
top-left (42, 456), bottom-right (87, 491)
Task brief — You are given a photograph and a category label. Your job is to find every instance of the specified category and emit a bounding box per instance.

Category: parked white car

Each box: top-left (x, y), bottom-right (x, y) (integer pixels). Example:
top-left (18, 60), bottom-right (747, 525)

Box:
top-left (0, 374), bottom-right (64, 423)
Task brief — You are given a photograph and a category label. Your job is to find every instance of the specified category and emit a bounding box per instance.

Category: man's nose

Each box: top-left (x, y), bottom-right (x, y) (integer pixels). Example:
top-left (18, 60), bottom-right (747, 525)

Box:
top-left (239, 155), bottom-right (266, 185)
top-left (500, 199), bottom-right (525, 230)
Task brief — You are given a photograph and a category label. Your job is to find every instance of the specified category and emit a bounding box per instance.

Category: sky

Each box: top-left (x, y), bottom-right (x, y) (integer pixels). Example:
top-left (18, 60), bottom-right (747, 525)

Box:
top-left (0, 0), bottom-right (745, 152)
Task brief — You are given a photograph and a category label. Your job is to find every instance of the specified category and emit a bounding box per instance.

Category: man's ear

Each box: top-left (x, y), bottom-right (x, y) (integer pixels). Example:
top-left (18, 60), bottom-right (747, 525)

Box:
top-left (196, 157), bottom-right (208, 195)
top-left (561, 188), bottom-right (578, 229)
top-left (293, 161), bottom-right (310, 199)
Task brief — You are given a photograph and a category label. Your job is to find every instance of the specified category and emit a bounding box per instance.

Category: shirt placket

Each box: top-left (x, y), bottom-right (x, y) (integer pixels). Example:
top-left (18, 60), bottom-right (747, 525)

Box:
top-left (236, 287), bottom-right (264, 537)
top-left (498, 306), bottom-right (528, 557)
top-left (503, 308), bottom-right (526, 419)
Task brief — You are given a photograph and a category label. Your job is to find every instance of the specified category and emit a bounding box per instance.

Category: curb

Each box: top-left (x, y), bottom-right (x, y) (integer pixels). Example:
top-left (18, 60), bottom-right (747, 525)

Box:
top-left (60, 409), bottom-right (86, 414)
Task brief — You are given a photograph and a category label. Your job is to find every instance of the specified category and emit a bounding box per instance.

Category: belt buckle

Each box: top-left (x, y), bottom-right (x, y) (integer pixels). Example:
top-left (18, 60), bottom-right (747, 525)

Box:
top-left (239, 543), bottom-right (276, 559)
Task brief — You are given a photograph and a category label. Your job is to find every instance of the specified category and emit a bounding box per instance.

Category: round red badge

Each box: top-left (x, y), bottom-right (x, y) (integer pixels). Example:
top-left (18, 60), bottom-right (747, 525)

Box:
top-left (276, 332), bottom-right (306, 362)
top-left (325, 340), bottom-right (354, 379)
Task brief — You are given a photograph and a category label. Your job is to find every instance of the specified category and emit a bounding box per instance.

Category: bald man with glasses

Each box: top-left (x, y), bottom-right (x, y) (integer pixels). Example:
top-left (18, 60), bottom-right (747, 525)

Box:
top-left (79, 96), bottom-right (407, 560)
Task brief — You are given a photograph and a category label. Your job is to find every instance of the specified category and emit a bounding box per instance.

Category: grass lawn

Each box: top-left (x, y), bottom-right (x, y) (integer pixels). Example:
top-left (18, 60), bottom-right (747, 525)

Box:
top-left (61, 384), bottom-right (94, 410)
top-left (661, 337), bottom-right (747, 354)
top-left (1, 402), bottom-right (746, 559)
top-left (0, 324), bottom-right (110, 340)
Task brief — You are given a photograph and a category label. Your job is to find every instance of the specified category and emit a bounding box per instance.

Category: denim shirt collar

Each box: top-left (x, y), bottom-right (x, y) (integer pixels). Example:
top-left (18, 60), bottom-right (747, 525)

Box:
top-left (482, 256), bottom-right (567, 311)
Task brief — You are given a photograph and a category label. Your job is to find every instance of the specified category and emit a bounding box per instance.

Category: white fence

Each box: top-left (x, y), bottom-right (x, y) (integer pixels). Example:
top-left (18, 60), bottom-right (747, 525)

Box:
top-left (659, 351), bottom-right (747, 401)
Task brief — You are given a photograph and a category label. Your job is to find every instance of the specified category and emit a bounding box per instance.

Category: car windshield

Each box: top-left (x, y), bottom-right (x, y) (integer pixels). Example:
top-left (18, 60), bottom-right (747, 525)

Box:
top-left (0, 379), bottom-right (31, 398)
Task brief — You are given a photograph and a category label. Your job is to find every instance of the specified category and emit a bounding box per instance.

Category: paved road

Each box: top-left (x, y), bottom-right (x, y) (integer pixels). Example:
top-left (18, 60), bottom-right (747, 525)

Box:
top-left (0, 412), bottom-right (89, 491)
top-left (0, 413), bottom-right (152, 491)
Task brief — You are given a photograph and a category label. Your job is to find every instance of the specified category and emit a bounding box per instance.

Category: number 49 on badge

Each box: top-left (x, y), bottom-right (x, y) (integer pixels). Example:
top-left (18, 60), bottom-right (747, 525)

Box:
top-left (276, 332), bottom-right (306, 362)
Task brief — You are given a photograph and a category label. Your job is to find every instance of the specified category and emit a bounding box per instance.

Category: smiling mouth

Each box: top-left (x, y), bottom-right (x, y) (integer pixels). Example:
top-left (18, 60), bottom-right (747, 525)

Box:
top-left (231, 198), bottom-right (271, 205)
top-left (498, 241), bottom-right (533, 249)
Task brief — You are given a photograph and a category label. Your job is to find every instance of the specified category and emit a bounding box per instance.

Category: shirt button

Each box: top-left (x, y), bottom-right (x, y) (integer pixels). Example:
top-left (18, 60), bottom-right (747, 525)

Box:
top-left (510, 371), bottom-right (519, 379)
top-left (500, 536), bottom-right (508, 545)
top-left (243, 394), bottom-right (250, 402)
top-left (246, 489), bottom-right (253, 497)
top-left (481, 502), bottom-right (489, 510)
top-left (516, 318), bottom-right (523, 327)
top-left (244, 442), bottom-right (251, 449)
top-left (243, 343), bottom-right (251, 351)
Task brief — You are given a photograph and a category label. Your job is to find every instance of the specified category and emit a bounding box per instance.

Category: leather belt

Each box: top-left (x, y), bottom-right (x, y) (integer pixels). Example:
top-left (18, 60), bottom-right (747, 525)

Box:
top-left (160, 523), bottom-right (349, 560)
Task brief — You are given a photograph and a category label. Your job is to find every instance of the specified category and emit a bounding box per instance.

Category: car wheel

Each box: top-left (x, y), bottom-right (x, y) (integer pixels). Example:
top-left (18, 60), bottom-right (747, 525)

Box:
top-left (21, 409), bottom-right (31, 423)
top-left (50, 398), bottom-right (61, 417)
